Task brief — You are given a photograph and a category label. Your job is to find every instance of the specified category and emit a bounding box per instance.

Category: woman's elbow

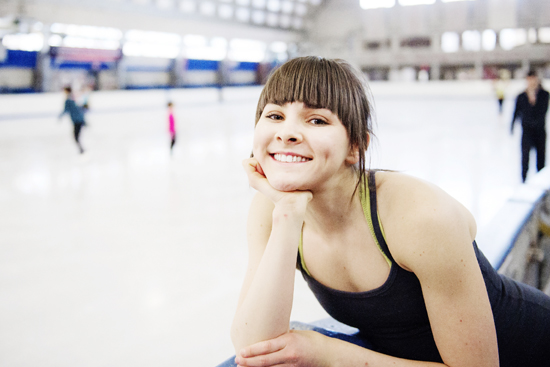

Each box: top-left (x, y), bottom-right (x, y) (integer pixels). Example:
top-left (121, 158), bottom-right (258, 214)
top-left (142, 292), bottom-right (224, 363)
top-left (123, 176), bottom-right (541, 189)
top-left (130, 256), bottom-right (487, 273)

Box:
top-left (230, 323), bottom-right (248, 355)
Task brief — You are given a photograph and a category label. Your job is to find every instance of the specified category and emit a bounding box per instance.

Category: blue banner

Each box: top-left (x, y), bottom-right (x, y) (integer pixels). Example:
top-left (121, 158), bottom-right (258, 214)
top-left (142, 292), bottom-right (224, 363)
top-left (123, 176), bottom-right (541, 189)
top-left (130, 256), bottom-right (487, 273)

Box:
top-left (0, 50), bottom-right (38, 68)
top-left (186, 59), bottom-right (219, 71)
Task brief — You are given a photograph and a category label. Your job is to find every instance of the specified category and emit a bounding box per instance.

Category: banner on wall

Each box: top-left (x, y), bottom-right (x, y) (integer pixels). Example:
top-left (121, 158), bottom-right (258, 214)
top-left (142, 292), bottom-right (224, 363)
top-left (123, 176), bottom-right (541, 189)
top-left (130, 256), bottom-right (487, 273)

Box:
top-left (0, 50), bottom-right (38, 68)
top-left (49, 47), bottom-right (122, 70)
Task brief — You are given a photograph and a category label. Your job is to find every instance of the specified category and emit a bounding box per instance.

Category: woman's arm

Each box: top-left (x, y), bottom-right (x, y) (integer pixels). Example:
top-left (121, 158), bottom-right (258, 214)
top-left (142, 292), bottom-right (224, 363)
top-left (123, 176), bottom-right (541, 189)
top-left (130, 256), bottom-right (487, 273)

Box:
top-left (231, 159), bottom-right (312, 352)
top-left (236, 329), bottom-right (446, 367)
top-left (381, 174), bottom-right (499, 367)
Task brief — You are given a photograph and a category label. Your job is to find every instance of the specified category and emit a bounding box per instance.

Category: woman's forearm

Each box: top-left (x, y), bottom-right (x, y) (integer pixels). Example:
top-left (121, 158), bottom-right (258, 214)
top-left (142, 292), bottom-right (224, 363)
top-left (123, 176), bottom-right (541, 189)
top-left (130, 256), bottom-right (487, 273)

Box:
top-left (231, 207), bottom-right (304, 352)
top-left (235, 329), bottom-right (449, 367)
top-left (328, 337), bottom-right (446, 367)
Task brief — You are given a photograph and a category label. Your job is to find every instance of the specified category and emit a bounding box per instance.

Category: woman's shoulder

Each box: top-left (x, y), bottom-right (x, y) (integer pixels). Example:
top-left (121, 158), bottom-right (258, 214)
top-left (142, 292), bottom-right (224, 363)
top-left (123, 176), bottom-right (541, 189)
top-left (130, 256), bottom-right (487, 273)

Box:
top-left (375, 170), bottom-right (451, 207)
top-left (375, 171), bottom-right (467, 209)
top-left (374, 171), bottom-right (477, 266)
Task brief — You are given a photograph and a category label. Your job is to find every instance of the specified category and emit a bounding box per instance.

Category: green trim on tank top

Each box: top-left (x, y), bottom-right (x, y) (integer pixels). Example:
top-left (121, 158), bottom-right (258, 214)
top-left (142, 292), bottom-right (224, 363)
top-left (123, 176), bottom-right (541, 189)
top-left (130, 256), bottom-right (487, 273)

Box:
top-left (298, 182), bottom-right (392, 277)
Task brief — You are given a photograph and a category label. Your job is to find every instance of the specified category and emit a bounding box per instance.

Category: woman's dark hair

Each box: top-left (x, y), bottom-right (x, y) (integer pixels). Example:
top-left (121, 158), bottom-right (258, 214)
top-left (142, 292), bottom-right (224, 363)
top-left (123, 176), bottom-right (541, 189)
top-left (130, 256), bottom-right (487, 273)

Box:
top-left (255, 56), bottom-right (374, 195)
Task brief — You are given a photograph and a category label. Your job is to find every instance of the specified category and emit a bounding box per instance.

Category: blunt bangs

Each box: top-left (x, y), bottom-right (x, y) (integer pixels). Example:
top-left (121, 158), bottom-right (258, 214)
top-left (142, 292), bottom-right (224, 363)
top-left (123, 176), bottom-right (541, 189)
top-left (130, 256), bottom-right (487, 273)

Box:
top-left (256, 57), bottom-right (360, 126)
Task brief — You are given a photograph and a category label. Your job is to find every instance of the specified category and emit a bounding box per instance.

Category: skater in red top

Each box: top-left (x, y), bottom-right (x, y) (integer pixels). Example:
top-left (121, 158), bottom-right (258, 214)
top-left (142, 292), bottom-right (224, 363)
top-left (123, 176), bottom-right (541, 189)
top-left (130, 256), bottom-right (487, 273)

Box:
top-left (167, 102), bottom-right (176, 154)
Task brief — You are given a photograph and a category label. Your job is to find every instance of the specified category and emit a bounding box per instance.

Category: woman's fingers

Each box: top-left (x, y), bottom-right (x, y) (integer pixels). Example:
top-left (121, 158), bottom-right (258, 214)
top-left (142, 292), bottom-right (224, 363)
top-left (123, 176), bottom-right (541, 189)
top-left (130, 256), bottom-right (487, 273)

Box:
top-left (255, 159), bottom-right (265, 176)
top-left (242, 158), bottom-right (265, 182)
top-left (236, 353), bottom-right (283, 367)
top-left (242, 158), bottom-right (312, 212)
top-left (236, 339), bottom-right (286, 367)
top-left (236, 337), bottom-right (285, 366)
top-left (240, 338), bottom-right (285, 358)
top-left (242, 158), bottom-right (277, 198)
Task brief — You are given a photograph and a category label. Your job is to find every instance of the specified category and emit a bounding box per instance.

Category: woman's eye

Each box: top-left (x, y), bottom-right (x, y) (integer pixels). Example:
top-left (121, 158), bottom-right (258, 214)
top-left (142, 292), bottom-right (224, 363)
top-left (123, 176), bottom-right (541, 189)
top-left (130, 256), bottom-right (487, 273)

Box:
top-left (267, 114), bottom-right (283, 120)
top-left (310, 118), bottom-right (328, 125)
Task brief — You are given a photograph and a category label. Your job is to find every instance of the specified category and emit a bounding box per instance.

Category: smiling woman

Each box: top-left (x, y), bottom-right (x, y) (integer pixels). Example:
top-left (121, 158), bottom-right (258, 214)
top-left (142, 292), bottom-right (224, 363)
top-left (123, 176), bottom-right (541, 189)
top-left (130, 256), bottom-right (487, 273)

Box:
top-left (252, 101), bottom-right (356, 193)
top-left (252, 57), bottom-right (371, 195)
top-left (226, 56), bottom-right (550, 367)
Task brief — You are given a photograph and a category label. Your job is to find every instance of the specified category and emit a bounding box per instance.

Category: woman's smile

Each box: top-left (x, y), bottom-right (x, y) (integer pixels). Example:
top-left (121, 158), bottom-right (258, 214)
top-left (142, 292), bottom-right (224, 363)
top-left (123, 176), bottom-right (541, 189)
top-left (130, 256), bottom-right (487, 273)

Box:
top-left (271, 153), bottom-right (312, 163)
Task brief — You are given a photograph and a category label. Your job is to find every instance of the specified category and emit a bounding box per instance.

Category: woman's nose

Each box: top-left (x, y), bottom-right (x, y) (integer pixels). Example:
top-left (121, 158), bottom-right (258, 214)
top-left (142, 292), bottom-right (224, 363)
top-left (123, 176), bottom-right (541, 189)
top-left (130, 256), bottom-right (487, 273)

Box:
top-left (276, 120), bottom-right (302, 144)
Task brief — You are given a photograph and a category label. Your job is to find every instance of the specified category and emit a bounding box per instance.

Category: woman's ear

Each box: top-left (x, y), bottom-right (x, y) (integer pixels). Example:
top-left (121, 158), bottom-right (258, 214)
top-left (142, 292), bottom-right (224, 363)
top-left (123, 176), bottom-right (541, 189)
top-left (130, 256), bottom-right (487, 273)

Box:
top-left (346, 132), bottom-right (369, 165)
top-left (346, 145), bottom-right (360, 165)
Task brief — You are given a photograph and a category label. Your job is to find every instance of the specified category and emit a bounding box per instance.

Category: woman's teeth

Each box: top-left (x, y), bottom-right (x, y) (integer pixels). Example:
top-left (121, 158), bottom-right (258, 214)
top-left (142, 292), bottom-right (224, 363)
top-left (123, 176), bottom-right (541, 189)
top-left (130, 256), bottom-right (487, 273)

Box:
top-left (273, 153), bottom-right (309, 163)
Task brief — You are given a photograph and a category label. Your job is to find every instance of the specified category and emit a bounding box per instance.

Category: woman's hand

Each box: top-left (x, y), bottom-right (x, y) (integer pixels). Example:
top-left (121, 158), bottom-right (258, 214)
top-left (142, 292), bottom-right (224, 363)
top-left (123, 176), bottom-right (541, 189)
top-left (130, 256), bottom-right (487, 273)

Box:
top-left (243, 158), bottom-right (312, 215)
top-left (235, 330), bottom-right (333, 367)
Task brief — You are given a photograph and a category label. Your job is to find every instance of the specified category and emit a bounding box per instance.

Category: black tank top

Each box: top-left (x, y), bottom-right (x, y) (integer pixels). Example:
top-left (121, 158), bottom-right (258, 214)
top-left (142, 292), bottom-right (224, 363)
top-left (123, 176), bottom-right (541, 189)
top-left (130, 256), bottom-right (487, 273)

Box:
top-left (297, 171), bottom-right (550, 365)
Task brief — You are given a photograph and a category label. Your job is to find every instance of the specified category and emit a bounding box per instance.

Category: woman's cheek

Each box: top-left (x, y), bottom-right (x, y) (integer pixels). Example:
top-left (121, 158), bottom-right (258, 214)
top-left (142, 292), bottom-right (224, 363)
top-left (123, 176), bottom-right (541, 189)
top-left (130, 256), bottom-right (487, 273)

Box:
top-left (251, 134), bottom-right (266, 159)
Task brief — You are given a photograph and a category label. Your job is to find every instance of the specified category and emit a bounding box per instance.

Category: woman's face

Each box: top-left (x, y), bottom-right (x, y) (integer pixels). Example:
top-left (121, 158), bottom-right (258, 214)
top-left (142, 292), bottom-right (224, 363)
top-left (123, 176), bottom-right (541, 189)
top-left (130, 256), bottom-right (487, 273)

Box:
top-left (253, 102), bottom-right (357, 192)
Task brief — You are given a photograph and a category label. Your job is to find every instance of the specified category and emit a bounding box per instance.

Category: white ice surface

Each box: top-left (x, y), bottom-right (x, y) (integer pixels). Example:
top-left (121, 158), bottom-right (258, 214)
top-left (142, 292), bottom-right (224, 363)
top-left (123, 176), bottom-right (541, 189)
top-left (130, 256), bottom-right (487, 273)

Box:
top-left (0, 81), bottom-right (546, 366)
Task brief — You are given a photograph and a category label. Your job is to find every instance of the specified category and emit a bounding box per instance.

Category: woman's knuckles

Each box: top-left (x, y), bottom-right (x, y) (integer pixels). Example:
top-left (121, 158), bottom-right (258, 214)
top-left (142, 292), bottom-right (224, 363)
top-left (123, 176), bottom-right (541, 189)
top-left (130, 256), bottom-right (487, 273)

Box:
top-left (285, 350), bottom-right (300, 364)
top-left (257, 355), bottom-right (269, 366)
top-left (262, 340), bottom-right (274, 353)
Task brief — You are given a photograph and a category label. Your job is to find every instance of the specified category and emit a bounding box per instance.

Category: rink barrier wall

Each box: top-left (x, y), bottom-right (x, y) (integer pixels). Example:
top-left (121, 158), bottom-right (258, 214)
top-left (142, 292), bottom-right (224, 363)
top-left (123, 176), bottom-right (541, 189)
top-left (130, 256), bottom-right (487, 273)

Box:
top-left (0, 49), bottom-right (271, 92)
top-left (476, 167), bottom-right (550, 270)
top-left (0, 86), bottom-right (264, 120)
top-left (2, 79), bottom-right (549, 120)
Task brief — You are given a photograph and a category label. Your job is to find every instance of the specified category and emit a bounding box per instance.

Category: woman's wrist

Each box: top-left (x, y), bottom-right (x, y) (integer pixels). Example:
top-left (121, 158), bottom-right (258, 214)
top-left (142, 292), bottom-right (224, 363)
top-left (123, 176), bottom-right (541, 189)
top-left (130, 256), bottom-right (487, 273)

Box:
top-left (272, 203), bottom-right (307, 225)
top-left (273, 192), bottom-right (311, 216)
top-left (322, 335), bottom-right (345, 367)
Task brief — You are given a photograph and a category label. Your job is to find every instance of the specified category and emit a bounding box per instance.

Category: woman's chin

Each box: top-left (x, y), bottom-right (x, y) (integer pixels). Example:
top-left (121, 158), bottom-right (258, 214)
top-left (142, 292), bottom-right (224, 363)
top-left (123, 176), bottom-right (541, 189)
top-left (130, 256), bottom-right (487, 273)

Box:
top-left (267, 179), bottom-right (305, 192)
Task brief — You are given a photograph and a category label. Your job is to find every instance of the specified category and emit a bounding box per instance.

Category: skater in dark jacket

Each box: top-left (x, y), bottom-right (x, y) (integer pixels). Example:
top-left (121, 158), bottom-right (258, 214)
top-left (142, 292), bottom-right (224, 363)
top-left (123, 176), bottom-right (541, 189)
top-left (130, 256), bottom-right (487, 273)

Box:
top-left (511, 71), bottom-right (549, 182)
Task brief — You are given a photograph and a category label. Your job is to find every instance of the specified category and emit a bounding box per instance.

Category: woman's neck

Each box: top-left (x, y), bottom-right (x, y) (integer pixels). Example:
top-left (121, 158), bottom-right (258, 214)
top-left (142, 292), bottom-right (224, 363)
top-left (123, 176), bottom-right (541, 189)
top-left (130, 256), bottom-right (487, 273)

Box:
top-left (304, 170), bottom-right (363, 234)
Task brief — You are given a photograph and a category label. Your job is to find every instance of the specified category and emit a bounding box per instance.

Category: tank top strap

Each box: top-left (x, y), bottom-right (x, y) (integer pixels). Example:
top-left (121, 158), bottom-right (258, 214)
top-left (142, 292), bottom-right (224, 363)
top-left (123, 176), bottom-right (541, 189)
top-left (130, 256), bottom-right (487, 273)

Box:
top-left (299, 171), bottom-right (394, 276)
top-left (366, 170), bottom-right (395, 264)
top-left (297, 228), bottom-right (309, 275)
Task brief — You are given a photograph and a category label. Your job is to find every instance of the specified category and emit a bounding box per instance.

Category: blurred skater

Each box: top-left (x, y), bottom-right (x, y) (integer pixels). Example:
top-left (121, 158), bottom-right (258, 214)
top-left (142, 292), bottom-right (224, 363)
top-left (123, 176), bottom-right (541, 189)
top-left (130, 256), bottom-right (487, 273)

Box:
top-left (59, 86), bottom-right (86, 154)
top-left (167, 102), bottom-right (176, 154)
top-left (511, 70), bottom-right (549, 182)
top-left (493, 70), bottom-right (510, 114)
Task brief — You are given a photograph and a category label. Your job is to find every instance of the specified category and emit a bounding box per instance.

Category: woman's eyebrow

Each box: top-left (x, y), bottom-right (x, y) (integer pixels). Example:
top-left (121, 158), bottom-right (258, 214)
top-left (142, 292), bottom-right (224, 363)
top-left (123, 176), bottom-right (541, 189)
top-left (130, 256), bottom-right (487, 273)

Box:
top-left (302, 103), bottom-right (330, 111)
top-left (265, 104), bottom-right (283, 110)
top-left (303, 106), bottom-right (332, 114)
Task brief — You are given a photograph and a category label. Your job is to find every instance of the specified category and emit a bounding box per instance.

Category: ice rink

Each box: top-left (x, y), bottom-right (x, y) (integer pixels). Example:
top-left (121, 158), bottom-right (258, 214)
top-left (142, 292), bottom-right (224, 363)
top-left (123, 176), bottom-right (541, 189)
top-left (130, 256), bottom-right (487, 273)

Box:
top-left (0, 80), bottom-right (547, 366)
